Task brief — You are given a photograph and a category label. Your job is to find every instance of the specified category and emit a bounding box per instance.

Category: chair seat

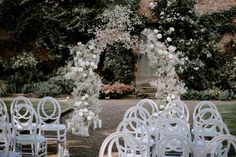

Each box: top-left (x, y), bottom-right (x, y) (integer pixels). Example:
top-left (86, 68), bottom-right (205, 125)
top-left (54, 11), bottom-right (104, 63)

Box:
top-left (41, 124), bottom-right (66, 131)
top-left (16, 134), bottom-right (46, 144)
top-left (0, 151), bottom-right (21, 157)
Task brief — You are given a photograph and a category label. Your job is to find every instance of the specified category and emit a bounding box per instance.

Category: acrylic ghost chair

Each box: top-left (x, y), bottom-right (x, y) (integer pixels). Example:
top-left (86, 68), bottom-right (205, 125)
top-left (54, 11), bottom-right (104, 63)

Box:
top-left (192, 101), bottom-right (220, 122)
top-left (11, 103), bottom-right (47, 156)
top-left (99, 132), bottom-right (145, 157)
top-left (37, 96), bottom-right (67, 156)
top-left (136, 99), bottom-right (159, 117)
top-left (116, 117), bottom-right (152, 157)
top-left (0, 99), bottom-right (9, 122)
top-left (0, 100), bottom-right (21, 157)
top-left (10, 96), bottom-right (34, 117)
top-left (152, 135), bottom-right (198, 157)
top-left (165, 99), bottom-right (189, 122)
top-left (161, 106), bottom-right (188, 123)
top-left (192, 108), bottom-right (223, 138)
top-left (192, 119), bottom-right (230, 154)
top-left (203, 134), bottom-right (236, 157)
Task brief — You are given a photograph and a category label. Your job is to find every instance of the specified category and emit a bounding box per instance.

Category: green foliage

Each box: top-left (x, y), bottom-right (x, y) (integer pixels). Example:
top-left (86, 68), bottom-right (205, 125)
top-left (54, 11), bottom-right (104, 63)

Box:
top-left (11, 52), bottom-right (38, 69)
top-left (100, 42), bottom-right (135, 84)
top-left (31, 76), bottom-right (74, 97)
top-left (151, 0), bottom-right (236, 92)
top-left (181, 89), bottom-right (236, 100)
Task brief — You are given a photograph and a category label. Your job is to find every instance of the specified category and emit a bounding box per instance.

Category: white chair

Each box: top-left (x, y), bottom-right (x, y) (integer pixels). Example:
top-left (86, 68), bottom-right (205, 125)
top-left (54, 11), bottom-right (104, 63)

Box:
top-left (158, 118), bottom-right (191, 141)
top-left (193, 119), bottom-right (230, 154)
top-left (0, 99), bottom-right (9, 122)
top-left (12, 103), bottom-right (47, 156)
top-left (37, 96), bottom-right (67, 155)
top-left (136, 99), bottom-right (159, 117)
top-left (193, 101), bottom-right (219, 121)
top-left (203, 134), bottom-right (236, 157)
top-left (117, 117), bottom-right (152, 156)
top-left (99, 132), bottom-right (145, 157)
top-left (10, 96), bottom-right (33, 117)
top-left (162, 106), bottom-right (188, 123)
top-left (0, 112), bottom-right (21, 157)
top-left (153, 135), bottom-right (197, 157)
top-left (123, 106), bottom-right (151, 125)
top-left (165, 99), bottom-right (189, 122)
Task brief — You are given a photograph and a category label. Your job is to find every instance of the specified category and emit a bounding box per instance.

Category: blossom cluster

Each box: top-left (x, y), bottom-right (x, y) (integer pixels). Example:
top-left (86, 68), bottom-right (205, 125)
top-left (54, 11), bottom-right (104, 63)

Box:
top-left (66, 5), bottom-right (141, 136)
top-left (140, 28), bottom-right (187, 105)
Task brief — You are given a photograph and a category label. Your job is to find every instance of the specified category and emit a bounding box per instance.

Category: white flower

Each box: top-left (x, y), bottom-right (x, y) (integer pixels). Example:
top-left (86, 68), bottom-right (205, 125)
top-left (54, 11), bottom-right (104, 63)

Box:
top-left (82, 73), bottom-right (87, 77)
top-left (169, 27), bottom-right (175, 32)
top-left (167, 96), bottom-right (171, 102)
top-left (90, 62), bottom-right (95, 67)
top-left (207, 53), bottom-right (212, 58)
top-left (168, 54), bottom-right (173, 59)
top-left (78, 112), bottom-right (83, 117)
top-left (159, 105), bottom-right (165, 110)
top-left (87, 116), bottom-right (93, 121)
top-left (80, 61), bottom-right (85, 66)
top-left (92, 55), bottom-right (97, 59)
top-left (84, 102), bottom-right (89, 106)
top-left (89, 111), bottom-right (95, 117)
top-left (83, 108), bottom-right (88, 113)
top-left (77, 42), bottom-right (82, 45)
top-left (74, 101), bottom-right (82, 107)
top-left (149, 2), bottom-right (156, 9)
top-left (85, 94), bottom-right (89, 98)
top-left (78, 59), bottom-right (83, 63)
top-left (85, 61), bottom-right (90, 66)
top-left (157, 34), bottom-right (162, 39)
top-left (154, 29), bottom-right (159, 33)
top-left (76, 51), bottom-right (81, 55)
top-left (81, 96), bottom-right (86, 100)
top-left (193, 67), bottom-right (199, 70)
top-left (78, 67), bottom-right (83, 72)
top-left (149, 44), bottom-right (154, 49)
top-left (88, 45), bottom-right (94, 50)
top-left (168, 45), bottom-right (176, 52)
top-left (153, 112), bottom-right (158, 117)
top-left (160, 12), bottom-right (165, 16)
top-left (171, 94), bottom-right (175, 99)
top-left (166, 37), bottom-right (172, 42)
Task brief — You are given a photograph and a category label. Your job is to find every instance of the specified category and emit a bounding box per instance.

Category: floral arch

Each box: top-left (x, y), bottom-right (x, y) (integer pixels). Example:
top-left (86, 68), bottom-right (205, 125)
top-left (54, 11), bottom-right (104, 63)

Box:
top-left (66, 5), bottom-right (141, 136)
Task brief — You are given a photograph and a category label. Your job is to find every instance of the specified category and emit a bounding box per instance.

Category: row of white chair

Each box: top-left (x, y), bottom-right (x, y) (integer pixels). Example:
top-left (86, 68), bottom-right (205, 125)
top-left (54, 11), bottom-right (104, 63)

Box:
top-left (99, 99), bottom-right (236, 157)
top-left (0, 96), bottom-right (67, 157)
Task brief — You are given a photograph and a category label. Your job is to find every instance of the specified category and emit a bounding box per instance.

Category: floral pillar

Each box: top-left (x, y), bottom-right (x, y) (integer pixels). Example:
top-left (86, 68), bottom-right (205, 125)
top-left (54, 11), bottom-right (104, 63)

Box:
top-left (66, 41), bottom-right (102, 137)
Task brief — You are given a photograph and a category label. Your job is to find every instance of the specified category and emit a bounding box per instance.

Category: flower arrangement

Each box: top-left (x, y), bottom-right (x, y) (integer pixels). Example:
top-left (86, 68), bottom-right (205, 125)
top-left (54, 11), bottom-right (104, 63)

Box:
top-left (140, 28), bottom-right (187, 105)
top-left (66, 5), bottom-right (142, 136)
top-left (100, 82), bottom-right (134, 99)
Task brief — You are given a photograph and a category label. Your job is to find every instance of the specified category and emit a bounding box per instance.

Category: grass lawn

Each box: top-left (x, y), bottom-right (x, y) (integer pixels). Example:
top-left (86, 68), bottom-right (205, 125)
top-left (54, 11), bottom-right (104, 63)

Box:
top-left (218, 103), bottom-right (236, 136)
top-left (3, 98), bottom-right (72, 114)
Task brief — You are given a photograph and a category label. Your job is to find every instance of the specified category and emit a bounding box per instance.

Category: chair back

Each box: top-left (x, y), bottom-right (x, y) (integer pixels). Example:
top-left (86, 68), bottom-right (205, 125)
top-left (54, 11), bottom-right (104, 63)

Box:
top-left (203, 134), bottom-right (236, 157)
top-left (136, 98), bottom-right (159, 116)
top-left (166, 99), bottom-right (189, 122)
top-left (193, 101), bottom-right (219, 121)
top-left (153, 135), bottom-right (197, 157)
top-left (12, 103), bottom-right (39, 137)
top-left (116, 117), bottom-right (151, 156)
top-left (162, 106), bottom-right (188, 122)
top-left (0, 116), bottom-right (11, 152)
top-left (99, 132), bottom-right (145, 157)
top-left (37, 96), bottom-right (61, 125)
top-left (10, 96), bottom-right (33, 116)
top-left (0, 99), bottom-right (9, 122)
top-left (123, 106), bottom-right (151, 125)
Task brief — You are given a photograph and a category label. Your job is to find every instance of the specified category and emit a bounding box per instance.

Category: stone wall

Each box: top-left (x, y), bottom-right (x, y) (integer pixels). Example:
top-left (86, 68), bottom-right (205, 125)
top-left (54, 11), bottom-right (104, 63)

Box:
top-left (195, 0), bottom-right (236, 14)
